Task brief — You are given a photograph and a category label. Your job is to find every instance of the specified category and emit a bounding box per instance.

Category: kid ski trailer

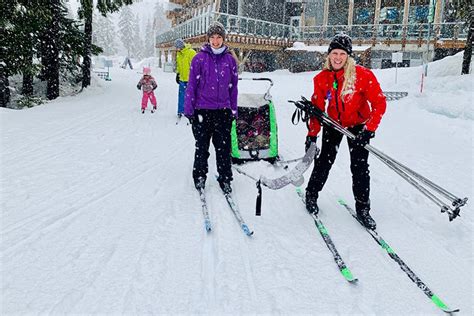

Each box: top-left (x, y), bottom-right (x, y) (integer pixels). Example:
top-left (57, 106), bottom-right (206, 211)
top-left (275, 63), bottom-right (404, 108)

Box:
top-left (231, 78), bottom-right (278, 164)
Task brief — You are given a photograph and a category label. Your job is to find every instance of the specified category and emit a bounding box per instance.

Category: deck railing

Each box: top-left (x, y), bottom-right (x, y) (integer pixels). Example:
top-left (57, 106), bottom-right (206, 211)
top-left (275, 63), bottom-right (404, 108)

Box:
top-left (156, 11), bottom-right (467, 46)
top-left (156, 12), bottom-right (297, 44)
top-left (298, 22), bottom-right (467, 42)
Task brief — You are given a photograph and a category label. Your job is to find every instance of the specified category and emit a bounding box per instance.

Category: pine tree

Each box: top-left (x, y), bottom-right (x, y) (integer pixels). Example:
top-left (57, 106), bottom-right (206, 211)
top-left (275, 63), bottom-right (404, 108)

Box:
top-left (132, 13), bottom-right (144, 59)
top-left (461, 4), bottom-right (473, 75)
top-left (93, 11), bottom-right (118, 56)
top-left (145, 17), bottom-right (155, 58)
top-left (80, 0), bottom-right (134, 88)
top-left (44, 0), bottom-right (61, 100)
top-left (1, 0), bottom-right (49, 104)
top-left (119, 6), bottom-right (135, 58)
top-left (153, 2), bottom-right (170, 35)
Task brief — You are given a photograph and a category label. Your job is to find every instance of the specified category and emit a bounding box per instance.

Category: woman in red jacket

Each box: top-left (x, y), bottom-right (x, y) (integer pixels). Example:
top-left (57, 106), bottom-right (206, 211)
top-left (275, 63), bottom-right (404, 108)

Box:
top-left (305, 34), bottom-right (386, 230)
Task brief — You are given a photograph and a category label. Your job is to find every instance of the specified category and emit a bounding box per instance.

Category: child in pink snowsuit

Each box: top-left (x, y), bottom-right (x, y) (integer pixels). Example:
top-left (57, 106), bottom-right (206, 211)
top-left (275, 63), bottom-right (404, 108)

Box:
top-left (137, 67), bottom-right (158, 113)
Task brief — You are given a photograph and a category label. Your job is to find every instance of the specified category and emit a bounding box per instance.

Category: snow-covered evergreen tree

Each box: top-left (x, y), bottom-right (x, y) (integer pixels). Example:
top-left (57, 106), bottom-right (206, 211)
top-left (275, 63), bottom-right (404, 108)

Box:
top-left (153, 2), bottom-right (170, 35)
top-left (144, 17), bottom-right (155, 57)
top-left (118, 5), bottom-right (134, 57)
top-left (92, 11), bottom-right (117, 56)
top-left (131, 13), bottom-right (144, 59)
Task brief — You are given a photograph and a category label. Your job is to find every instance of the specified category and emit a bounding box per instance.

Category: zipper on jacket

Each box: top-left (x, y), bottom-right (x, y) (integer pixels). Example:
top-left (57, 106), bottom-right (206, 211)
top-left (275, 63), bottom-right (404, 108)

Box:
top-left (215, 54), bottom-right (220, 108)
top-left (333, 73), bottom-right (341, 122)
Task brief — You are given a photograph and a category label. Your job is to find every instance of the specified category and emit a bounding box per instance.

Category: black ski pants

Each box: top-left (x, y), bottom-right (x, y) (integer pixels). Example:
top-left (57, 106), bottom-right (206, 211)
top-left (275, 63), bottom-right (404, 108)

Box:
top-left (306, 124), bottom-right (371, 211)
top-left (191, 109), bottom-right (233, 185)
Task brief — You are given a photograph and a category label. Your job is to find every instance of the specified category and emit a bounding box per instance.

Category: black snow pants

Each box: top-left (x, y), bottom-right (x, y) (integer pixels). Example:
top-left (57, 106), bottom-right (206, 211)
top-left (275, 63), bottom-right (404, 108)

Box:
top-left (306, 124), bottom-right (371, 211)
top-left (191, 108), bottom-right (233, 185)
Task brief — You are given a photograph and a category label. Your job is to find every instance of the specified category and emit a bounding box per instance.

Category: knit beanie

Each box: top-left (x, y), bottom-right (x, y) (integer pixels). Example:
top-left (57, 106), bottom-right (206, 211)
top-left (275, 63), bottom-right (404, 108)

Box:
top-left (328, 33), bottom-right (353, 55)
top-left (207, 21), bottom-right (226, 39)
top-left (175, 38), bottom-right (185, 49)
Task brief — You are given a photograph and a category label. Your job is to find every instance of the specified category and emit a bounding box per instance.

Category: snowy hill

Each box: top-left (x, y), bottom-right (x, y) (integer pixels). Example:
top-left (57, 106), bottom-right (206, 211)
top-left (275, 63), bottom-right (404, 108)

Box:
top-left (1, 53), bottom-right (472, 315)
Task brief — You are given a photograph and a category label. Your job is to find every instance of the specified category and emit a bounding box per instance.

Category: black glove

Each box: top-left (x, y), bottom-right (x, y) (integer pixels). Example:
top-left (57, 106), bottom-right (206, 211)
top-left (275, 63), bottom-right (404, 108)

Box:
top-left (305, 135), bottom-right (317, 152)
top-left (136, 84), bottom-right (141, 90)
top-left (185, 114), bottom-right (195, 125)
top-left (175, 73), bottom-right (180, 84)
top-left (353, 129), bottom-right (375, 147)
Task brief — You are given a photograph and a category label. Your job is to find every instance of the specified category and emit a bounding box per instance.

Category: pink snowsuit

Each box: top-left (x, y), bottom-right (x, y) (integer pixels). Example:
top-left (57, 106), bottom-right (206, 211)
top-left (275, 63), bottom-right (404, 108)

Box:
top-left (137, 76), bottom-right (158, 110)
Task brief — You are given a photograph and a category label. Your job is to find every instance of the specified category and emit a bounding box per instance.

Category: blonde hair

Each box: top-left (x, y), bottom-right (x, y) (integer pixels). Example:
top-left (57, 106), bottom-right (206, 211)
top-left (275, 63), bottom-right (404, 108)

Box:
top-left (323, 56), bottom-right (356, 97)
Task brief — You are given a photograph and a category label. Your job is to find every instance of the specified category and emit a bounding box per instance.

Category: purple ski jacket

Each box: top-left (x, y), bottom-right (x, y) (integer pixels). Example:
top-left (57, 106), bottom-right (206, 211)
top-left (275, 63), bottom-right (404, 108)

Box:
top-left (184, 44), bottom-right (238, 118)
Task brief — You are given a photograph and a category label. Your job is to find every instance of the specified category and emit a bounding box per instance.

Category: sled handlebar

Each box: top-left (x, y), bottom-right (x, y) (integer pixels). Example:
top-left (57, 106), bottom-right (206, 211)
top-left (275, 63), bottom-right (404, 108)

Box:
top-left (239, 78), bottom-right (274, 100)
top-left (238, 77), bottom-right (273, 86)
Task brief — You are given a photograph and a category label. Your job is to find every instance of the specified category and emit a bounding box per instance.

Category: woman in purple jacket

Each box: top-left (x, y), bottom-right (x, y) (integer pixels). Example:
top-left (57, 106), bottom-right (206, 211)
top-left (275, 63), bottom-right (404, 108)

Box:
top-left (184, 22), bottom-right (239, 194)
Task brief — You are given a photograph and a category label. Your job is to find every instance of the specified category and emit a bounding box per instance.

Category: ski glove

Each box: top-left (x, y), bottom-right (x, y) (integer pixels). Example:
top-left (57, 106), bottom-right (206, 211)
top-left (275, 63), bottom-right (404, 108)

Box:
top-left (185, 114), bottom-right (195, 125)
top-left (305, 136), bottom-right (317, 152)
top-left (175, 73), bottom-right (180, 84)
top-left (353, 129), bottom-right (375, 147)
top-left (136, 84), bottom-right (141, 90)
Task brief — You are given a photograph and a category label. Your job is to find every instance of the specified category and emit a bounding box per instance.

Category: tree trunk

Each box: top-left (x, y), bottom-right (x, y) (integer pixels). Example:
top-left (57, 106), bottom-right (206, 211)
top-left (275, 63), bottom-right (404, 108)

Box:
top-left (461, 6), bottom-right (473, 75)
top-left (22, 47), bottom-right (34, 96)
top-left (45, 0), bottom-right (60, 100)
top-left (22, 73), bottom-right (34, 96)
top-left (0, 68), bottom-right (10, 108)
top-left (82, 6), bottom-right (93, 88)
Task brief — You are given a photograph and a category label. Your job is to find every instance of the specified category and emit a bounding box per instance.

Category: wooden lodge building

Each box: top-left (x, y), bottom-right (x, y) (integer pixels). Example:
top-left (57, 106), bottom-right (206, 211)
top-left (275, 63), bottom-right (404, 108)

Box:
top-left (156, 0), bottom-right (468, 72)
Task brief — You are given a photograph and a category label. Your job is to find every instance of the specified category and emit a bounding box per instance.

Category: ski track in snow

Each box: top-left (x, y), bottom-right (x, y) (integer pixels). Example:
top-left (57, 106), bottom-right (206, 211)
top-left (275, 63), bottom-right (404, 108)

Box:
top-left (1, 56), bottom-right (472, 314)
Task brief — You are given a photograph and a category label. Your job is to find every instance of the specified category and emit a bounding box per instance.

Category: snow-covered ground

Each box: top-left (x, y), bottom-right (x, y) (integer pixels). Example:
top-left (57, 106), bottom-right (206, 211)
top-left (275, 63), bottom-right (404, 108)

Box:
top-left (1, 53), bottom-right (472, 315)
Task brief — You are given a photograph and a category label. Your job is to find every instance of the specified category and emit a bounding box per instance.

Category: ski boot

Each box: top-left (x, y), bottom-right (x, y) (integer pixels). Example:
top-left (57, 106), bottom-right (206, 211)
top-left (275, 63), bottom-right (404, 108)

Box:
top-left (141, 109), bottom-right (145, 114)
top-left (194, 177), bottom-right (206, 191)
top-left (356, 208), bottom-right (377, 230)
top-left (218, 181), bottom-right (232, 194)
top-left (151, 106), bottom-right (157, 113)
top-left (305, 192), bottom-right (319, 215)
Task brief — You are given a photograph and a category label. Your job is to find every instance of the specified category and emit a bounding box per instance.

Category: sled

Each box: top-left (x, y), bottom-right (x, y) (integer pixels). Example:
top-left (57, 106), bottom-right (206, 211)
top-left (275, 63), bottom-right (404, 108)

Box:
top-left (231, 78), bottom-right (279, 164)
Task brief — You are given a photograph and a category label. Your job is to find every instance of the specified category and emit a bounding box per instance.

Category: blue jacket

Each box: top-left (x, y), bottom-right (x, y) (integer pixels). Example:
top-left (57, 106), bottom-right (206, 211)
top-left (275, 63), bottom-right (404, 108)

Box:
top-left (184, 44), bottom-right (238, 117)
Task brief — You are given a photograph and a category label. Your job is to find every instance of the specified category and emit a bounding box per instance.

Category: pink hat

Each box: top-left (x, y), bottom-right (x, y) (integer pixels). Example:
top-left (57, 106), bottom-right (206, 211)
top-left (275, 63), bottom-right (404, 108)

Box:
top-left (143, 67), bottom-right (151, 75)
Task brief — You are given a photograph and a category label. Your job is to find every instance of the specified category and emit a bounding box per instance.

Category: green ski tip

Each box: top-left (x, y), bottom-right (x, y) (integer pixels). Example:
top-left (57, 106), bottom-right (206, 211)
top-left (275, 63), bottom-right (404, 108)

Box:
top-left (431, 295), bottom-right (448, 309)
top-left (337, 199), bottom-right (346, 205)
top-left (431, 294), bottom-right (460, 313)
top-left (341, 267), bottom-right (358, 283)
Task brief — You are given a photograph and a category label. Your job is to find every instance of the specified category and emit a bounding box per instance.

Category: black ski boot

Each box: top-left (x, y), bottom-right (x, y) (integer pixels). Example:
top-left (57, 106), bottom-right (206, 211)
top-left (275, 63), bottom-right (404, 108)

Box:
top-left (356, 208), bottom-right (377, 230)
top-left (194, 177), bottom-right (206, 191)
top-left (305, 192), bottom-right (319, 215)
top-left (219, 181), bottom-right (232, 194)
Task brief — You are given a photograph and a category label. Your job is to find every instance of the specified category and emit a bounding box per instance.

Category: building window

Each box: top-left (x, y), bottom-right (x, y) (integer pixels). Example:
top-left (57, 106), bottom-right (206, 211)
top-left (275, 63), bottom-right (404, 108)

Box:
top-left (409, 0), bottom-right (430, 23)
top-left (328, 0), bottom-right (349, 25)
top-left (304, 0), bottom-right (325, 26)
top-left (380, 0), bottom-right (404, 24)
top-left (354, 0), bottom-right (375, 24)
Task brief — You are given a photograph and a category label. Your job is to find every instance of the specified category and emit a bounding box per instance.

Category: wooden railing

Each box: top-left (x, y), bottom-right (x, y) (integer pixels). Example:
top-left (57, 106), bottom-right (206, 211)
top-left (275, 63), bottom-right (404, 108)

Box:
top-left (156, 11), bottom-right (467, 48)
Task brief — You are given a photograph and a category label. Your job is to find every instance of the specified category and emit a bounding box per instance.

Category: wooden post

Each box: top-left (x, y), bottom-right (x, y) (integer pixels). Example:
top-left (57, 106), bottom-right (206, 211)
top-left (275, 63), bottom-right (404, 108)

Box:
top-left (433, 0), bottom-right (442, 24)
top-left (374, 0), bottom-right (381, 25)
top-left (323, 0), bottom-right (329, 31)
top-left (402, 0), bottom-right (410, 26)
top-left (348, 0), bottom-right (354, 27)
top-left (402, 0), bottom-right (410, 48)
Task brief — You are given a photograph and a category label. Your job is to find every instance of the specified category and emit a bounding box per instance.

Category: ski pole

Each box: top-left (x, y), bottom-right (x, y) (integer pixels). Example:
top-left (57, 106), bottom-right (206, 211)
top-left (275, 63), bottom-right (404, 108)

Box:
top-left (368, 144), bottom-right (467, 206)
top-left (290, 98), bottom-right (468, 220)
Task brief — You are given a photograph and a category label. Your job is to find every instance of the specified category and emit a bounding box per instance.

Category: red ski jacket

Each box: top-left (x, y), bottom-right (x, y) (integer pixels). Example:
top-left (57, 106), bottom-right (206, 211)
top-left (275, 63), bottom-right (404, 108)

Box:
top-left (308, 65), bottom-right (387, 137)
